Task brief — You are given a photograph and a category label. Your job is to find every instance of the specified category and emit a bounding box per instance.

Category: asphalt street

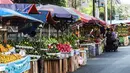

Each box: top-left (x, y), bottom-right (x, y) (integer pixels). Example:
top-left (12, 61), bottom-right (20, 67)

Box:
top-left (73, 46), bottom-right (130, 73)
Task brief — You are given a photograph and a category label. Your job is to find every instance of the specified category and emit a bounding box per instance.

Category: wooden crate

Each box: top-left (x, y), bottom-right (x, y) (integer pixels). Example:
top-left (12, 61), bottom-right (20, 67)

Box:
top-left (28, 61), bottom-right (38, 73)
top-left (62, 58), bottom-right (68, 73)
top-left (73, 55), bottom-right (80, 70)
top-left (67, 56), bottom-right (75, 72)
top-left (44, 59), bottom-right (62, 73)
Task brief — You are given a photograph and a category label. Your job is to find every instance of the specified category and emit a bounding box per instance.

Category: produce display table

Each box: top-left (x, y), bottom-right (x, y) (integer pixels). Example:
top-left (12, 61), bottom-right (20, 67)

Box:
top-left (95, 40), bottom-right (104, 55)
top-left (80, 50), bottom-right (87, 65)
top-left (28, 55), bottom-right (40, 73)
top-left (67, 56), bottom-right (75, 72)
top-left (119, 37), bottom-right (124, 45)
top-left (80, 43), bottom-right (96, 57)
top-left (1, 47), bottom-right (15, 55)
top-left (119, 36), bottom-right (129, 46)
top-left (124, 36), bottom-right (129, 46)
top-left (0, 56), bottom-right (31, 73)
top-left (44, 59), bottom-right (63, 73)
top-left (43, 55), bottom-right (80, 73)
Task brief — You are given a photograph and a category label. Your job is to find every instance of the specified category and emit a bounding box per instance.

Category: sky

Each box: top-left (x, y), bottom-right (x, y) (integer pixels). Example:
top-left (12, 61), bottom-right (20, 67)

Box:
top-left (121, 0), bottom-right (130, 4)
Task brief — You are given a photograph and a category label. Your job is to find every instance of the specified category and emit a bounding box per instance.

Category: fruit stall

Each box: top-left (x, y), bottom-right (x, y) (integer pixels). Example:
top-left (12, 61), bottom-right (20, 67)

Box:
top-left (116, 23), bottom-right (129, 46)
top-left (79, 24), bottom-right (104, 57)
top-left (0, 43), bottom-right (31, 73)
top-left (0, 4), bottom-right (108, 73)
top-left (9, 32), bottom-right (86, 73)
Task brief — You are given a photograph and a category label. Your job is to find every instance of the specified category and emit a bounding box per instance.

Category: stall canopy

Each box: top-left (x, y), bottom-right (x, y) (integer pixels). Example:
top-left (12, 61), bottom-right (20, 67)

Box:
top-left (37, 4), bottom-right (79, 20)
top-left (0, 8), bottom-right (43, 23)
top-left (0, 4), bottom-right (56, 24)
top-left (63, 7), bottom-right (80, 21)
top-left (0, 0), bottom-right (13, 4)
top-left (71, 8), bottom-right (89, 22)
top-left (0, 4), bottom-right (38, 14)
top-left (29, 10), bottom-right (56, 24)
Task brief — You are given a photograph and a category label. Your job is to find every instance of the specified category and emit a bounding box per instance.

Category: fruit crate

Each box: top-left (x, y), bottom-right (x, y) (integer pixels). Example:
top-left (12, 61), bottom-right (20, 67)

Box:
top-left (44, 59), bottom-right (63, 73)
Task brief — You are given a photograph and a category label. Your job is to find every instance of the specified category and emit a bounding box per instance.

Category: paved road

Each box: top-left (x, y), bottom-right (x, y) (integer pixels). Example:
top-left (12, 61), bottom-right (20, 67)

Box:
top-left (73, 46), bottom-right (130, 73)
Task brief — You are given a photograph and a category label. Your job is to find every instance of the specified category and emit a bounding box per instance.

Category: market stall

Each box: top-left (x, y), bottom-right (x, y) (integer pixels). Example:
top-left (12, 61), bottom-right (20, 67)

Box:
top-left (116, 23), bottom-right (129, 46)
top-left (0, 8), bottom-right (44, 73)
top-left (0, 4), bottom-right (108, 73)
top-left (0, 43), bottom-right (31, 73)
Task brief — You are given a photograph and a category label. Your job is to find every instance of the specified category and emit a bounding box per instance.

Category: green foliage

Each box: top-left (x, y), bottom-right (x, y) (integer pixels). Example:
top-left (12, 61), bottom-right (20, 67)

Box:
top-left (116, 4), bottom-right (130, 19)
top-left (7, 40), bottom-right (17, 47)
top-left (57, 33), bottom-right (78, 49)
top-left (41, 0), bottom-right (66, 6)
top-left (43, 37), bottom-right (58, 48)
top-left (25, 0), bottom-right (66, 6)
top-left (80, 0), bottom-right (93, 15)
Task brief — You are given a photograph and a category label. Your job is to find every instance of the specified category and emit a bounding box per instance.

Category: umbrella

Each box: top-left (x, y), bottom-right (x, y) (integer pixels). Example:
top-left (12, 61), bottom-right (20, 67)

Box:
top-left (63, 7), bottom-right (80, 21)
top-left (37, 4), bottom-right (78, 19)
top-left (71, 8), bottom-right (89, 22)
top-left (0, 0), bottom-right (13, 4)
top-left (0, 8), bottom-right (43, 23)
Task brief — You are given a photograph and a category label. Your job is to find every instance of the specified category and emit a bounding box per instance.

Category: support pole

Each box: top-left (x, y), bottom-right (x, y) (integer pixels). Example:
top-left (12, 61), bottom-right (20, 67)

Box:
top-left (110, 0), bottom-right (113, 24)
top-left (48, 24), bottom-right (50, 38)
top-left (75, 0), bottom-right (77, 9)
top-left (93, 0), bottom-right (96, 17)
top-left (105, 0), bottom-right (108, 23)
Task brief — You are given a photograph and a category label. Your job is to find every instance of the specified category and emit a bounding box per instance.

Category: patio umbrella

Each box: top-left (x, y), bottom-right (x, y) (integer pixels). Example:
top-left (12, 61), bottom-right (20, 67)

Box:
top-left (0, 8), bottom-right (43, 23)
top-left (63, 7), bottom-right (80, 21)
top-left (37, 4), bottom-right (79, 19)
top-left (71, 8), bottom-right (89, 22)
top-left (0, 0), bottom-right (13, 4)
top-left (97, 18), bottom-right (106, 26)
top-left (85, 16), bottom-right (106, 26)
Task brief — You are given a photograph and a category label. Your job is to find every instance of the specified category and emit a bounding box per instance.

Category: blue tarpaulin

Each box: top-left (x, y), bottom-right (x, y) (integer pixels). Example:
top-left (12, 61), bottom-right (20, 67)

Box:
top-left (28, 10), bottom-right (49, 23)
top-left (0, 4), bottom-right (32, 13)
top-left (0, 4), bottom-right (54, 23)
top-left (0, 8), bottom-right (43, 23)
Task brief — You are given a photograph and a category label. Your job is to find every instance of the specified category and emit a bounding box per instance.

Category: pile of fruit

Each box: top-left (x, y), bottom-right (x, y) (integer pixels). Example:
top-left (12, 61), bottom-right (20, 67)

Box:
top-left (0, 54), bottom-right (22, 63)
top-left (56, 43), bottom-right (72, 53)
top-left (0, 44), bottom-right (13, 52)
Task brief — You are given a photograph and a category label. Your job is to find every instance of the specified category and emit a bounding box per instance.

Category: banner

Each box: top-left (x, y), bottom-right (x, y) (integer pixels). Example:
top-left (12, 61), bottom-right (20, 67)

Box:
top-left (0, 64), bottom-right (6, 71)
top-left (5, 56), bottom-right (31, 73)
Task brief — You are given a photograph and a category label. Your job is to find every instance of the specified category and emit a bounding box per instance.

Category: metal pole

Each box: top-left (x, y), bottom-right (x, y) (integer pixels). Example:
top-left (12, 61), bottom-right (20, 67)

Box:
top-left (110, 0), bottom-right (112, 24)
top-left (93, 0), bottom-right (95, 17)
top-left (105, 0), bottom-right (108, 23)
top-left (48, 24), bottom-right (50, 38)
top-left (39, 24), bottom-right (44, 73)
top-left (75, 0), bottom-right (77, 9)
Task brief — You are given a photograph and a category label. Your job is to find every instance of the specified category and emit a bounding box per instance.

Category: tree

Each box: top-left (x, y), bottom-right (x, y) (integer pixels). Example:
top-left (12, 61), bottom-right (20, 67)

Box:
top-left (80, 0), bottom-right (93, 15)
top-left (13, 0), bottom-right (66, 6)
top-left (39, 0), bottom-right (66, 6)
top-left (116, 4), bottom-right (130, 20)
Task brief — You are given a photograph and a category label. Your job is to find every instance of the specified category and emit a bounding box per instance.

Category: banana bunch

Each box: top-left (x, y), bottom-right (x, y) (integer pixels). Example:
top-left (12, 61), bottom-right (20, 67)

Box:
top-left (0, 54), bottom-right (22, 64)
top-left (0, 44), bottom-right (13, 52)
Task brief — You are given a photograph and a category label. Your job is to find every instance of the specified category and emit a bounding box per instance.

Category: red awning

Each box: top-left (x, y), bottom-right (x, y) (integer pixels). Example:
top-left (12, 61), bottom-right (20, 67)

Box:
top-left (28, 4), bottom-right (39, 14)
top-left (72, 8), bottom-right (89, 22)
top-left (46, 11), bottom-right (56, 24)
